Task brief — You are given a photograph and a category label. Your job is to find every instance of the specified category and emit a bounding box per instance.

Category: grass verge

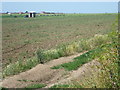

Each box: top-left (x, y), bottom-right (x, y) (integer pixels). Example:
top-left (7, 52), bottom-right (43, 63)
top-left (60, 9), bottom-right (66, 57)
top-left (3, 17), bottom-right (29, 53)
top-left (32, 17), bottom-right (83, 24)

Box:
top-left (25, 84), bottom-right (46, 89)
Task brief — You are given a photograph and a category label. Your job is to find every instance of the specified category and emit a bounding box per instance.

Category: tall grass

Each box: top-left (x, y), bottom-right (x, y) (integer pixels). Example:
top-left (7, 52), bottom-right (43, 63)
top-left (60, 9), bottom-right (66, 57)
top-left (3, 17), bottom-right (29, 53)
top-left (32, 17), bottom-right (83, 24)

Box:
top-left (80, 40), bottom-right (119, 88)
top-left (88, 34), bottom-right (110, 48)
top-left (36, 34), bottom-right (110, 64)
top-left (3, 57), bottom-right (39, 77)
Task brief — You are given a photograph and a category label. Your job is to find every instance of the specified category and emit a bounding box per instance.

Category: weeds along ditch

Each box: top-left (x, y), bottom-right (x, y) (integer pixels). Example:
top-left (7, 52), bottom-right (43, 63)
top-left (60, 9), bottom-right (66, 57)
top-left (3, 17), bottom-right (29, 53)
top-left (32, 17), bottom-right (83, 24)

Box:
top-left (53, 22), bottom-right (119, 88)
top-left (3, 33), bottom-right (111, 77)
top-left (81, 37), bottom-right (119, 88)
top-left (3, 29), bottom-right (119, 88)
top-left (51, 47), bottom-right (103, 71)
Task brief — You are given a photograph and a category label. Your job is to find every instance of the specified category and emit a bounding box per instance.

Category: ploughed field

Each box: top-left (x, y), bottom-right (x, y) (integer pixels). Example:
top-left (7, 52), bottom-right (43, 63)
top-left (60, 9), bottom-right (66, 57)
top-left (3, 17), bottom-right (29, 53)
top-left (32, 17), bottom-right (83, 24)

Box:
top-left (2, 13), bottom-right (117, 68)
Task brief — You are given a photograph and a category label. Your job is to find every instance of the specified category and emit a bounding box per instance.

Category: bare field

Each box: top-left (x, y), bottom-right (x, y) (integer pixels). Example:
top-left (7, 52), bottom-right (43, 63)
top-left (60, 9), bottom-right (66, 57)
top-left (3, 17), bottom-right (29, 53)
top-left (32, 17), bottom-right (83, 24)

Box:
top-left (2, 13), bottom-right (117, 67)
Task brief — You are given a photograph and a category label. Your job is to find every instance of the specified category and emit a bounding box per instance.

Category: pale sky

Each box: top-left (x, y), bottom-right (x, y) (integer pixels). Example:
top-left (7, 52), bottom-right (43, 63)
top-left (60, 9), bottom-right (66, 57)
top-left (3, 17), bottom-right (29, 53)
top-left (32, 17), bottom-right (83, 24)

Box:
top-left (1, 0), bottom-right (120, 2)
top-left (2, 2), bottom-right (118, 13)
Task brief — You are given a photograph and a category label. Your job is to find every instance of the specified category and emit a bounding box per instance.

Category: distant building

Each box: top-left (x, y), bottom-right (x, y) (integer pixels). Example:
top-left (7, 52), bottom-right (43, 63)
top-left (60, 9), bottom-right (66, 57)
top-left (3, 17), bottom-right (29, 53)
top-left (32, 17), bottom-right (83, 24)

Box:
top-left (40, 11), bottom-right (64, 15)
top-left (19, 12), bottom-right (23, 14)
top-left (41, 11), bottom-right (45, 14)
top-left (41, 11), bottom-right (55, 14)
top-left (29, 11), bottom-right (36, 17)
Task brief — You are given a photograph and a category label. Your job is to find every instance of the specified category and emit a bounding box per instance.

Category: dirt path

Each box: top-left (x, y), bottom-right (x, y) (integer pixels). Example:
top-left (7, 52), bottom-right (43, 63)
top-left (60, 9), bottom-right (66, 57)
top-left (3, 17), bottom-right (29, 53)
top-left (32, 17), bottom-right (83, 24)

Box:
top-left (1, 52), bottom-right (86, 88)
top-left (46, 60), bottom-right (101, 88)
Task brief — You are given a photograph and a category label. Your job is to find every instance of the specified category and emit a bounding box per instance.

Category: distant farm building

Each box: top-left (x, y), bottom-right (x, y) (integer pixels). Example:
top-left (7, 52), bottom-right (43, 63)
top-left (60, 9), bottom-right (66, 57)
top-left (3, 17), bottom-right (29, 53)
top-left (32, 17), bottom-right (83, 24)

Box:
top-left (8, 12), bottom-right (11, 15)
top-left (19, 12), bottom-right (23, 14)
top-left (40, 11), bottom-right (65, 16)
top-left (41, 11), bottom-right (55, 14)
top-left (29, 11), bottom-right (36, 17)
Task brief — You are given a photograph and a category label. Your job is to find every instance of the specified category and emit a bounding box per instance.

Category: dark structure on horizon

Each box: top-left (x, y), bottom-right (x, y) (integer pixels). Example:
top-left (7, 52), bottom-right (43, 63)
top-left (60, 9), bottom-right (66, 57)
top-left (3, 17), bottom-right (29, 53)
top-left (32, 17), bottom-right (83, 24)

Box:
top-left (29, 11), bottom-right (36, 17)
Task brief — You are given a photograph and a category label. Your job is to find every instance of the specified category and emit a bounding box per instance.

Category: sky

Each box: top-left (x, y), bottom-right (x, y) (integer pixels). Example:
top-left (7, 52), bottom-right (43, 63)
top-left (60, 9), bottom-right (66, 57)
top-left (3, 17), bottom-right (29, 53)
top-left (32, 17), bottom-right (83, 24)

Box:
top-left (2, 2), bottom-right (118, 13)
top-left (2, 0), bottom-right (120, 2)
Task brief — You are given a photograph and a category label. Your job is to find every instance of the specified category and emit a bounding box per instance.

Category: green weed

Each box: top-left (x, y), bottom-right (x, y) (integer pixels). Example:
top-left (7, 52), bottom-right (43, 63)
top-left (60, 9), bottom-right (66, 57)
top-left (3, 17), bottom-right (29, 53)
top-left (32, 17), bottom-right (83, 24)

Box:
top-left (25, 84), bottom-right (46, 88)
top-left (50, 84), bottom-right (82, 88)
top-left (51, 47), bottom-right (102, 71)
top-left (36, 49), bottom-right (46, 64)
